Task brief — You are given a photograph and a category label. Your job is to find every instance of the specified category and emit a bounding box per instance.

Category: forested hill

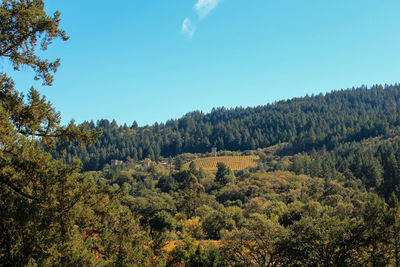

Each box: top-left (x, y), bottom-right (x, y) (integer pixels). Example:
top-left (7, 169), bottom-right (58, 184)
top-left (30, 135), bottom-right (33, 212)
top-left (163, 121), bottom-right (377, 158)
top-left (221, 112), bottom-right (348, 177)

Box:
top-left (60, 84), bottom-right (400, 171)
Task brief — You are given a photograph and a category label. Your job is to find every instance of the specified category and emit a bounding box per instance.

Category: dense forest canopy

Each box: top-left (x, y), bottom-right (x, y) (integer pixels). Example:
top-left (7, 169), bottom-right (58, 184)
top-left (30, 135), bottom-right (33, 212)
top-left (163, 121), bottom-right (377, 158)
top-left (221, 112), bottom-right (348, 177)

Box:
top-left (61, 84), bottom-right (400, 171)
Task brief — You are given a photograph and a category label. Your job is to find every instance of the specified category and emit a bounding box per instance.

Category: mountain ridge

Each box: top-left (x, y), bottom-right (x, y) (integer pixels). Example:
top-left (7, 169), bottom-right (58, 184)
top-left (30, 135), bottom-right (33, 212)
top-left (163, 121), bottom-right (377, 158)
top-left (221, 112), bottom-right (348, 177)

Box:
top-left (58, 83), bottom-right (400, 171)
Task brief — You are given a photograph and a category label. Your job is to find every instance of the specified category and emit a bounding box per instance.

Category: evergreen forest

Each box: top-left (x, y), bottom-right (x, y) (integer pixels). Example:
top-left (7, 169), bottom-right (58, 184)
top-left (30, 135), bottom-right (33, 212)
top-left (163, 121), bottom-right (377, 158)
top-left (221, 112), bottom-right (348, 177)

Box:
top-left (61, 84), bottom-right (400, 172)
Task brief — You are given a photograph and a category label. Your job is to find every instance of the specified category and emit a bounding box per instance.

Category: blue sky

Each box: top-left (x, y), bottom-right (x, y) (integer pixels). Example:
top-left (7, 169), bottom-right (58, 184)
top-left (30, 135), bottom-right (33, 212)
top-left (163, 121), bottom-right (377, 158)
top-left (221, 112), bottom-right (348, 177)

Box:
top-left (3, 0), bottom-right (400, 126)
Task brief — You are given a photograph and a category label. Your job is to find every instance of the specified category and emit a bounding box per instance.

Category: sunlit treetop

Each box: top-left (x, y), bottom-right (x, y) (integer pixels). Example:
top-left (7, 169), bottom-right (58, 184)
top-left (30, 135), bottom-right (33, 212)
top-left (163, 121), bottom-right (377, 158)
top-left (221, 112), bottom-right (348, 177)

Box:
top-left (0, 0), bottom-right (68, 86)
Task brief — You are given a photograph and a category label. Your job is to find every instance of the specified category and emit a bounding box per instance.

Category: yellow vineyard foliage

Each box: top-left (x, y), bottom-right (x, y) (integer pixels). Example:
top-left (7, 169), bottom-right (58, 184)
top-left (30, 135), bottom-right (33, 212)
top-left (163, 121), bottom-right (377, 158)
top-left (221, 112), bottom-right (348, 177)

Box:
top-left (186, 155), bottom-right (259, 171)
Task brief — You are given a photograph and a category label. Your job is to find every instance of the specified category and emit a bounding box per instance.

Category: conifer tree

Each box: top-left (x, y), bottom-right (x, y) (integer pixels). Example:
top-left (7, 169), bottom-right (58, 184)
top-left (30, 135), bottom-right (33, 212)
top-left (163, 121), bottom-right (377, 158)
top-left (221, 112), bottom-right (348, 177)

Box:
top-left (0, 1), bottom-right (102, 264)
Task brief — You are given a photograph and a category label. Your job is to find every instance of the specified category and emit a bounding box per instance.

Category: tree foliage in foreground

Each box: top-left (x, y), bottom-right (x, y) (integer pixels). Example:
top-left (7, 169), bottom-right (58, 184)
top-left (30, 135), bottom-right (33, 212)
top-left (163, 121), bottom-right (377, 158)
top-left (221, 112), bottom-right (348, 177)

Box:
top-left (0, 0), bottom-right (68, 86)
top-left (0, 1), bottom-right (156, 265)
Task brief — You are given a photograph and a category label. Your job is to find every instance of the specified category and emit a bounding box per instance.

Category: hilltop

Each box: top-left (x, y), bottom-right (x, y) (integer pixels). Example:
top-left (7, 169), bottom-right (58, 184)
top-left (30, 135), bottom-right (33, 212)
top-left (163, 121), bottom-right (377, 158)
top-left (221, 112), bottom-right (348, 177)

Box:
top-left (59, 84), bottom-right (400, 172)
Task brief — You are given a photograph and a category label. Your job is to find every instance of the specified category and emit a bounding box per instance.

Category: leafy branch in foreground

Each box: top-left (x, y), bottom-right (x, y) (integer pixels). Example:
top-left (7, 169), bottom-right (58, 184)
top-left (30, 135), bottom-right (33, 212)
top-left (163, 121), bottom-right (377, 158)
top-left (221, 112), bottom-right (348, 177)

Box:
top-left (0, 0), bottom-right (69, 86)
top-left (0, 1), bottom-right (116, 265)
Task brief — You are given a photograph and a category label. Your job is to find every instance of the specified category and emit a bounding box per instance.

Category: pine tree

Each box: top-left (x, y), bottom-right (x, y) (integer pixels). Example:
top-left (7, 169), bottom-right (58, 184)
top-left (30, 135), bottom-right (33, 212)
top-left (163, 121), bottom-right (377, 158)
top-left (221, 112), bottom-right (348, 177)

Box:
top-left (0, 1), bottom-right (101, 264)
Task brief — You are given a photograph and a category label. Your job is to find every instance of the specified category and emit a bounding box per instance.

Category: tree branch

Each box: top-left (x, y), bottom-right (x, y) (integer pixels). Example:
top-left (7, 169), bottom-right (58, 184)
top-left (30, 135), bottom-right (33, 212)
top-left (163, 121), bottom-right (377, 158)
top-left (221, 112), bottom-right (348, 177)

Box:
top-left (0, 177), bottom-right (41, 202)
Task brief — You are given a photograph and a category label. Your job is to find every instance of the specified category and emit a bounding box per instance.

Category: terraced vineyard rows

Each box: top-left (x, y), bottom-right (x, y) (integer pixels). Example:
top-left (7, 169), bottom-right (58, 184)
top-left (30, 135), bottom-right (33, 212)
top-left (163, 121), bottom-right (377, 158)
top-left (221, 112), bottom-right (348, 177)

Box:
top-left (188, 155), bottom-right (259, 171)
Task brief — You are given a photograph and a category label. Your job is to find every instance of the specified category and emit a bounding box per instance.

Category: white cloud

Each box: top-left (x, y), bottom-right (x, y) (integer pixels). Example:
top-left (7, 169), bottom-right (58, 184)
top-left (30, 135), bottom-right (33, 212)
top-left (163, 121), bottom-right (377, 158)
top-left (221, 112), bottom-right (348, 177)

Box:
top-left (194, 0), bottom-right (221, 19)
top-left (181, 18), bottom-right (196, 39)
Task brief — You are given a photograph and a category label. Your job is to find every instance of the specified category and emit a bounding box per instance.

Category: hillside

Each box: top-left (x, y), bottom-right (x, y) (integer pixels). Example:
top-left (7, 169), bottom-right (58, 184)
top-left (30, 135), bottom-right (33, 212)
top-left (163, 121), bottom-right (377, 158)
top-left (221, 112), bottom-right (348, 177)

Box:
top-left (58, 84), bottom-right (400, 171)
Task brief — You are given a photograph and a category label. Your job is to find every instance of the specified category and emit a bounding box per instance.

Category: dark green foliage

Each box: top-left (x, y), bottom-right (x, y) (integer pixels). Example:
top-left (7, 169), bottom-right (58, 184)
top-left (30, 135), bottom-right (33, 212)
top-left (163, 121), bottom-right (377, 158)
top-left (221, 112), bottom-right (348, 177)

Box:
top-left (62, 84), bottom-right (400, 172)
top-left (174, 155), bottom-right (184, 171)
top-left (0, 0), bottom-right (69, 86)
top-left (221, 214), bottom-right (286, 266)
top-left (215, 162), bottom-right (231, 186)
top-left (149, 210), bottom-right (176, 233)
top-left (188, 245), bottom-right (224, 267)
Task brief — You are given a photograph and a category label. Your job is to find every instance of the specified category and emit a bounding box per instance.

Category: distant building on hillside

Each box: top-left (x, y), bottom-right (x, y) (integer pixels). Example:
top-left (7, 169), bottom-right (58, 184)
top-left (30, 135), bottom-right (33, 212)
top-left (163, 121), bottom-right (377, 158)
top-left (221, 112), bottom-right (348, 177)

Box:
top-left (110, 160), bottom-right (124, 167)
top-left (212, 147), bottom-right (217, 157)
top-left (160, 161), bottom-right (169, 168)
top-left (144, 158), bottom-right (151, 167)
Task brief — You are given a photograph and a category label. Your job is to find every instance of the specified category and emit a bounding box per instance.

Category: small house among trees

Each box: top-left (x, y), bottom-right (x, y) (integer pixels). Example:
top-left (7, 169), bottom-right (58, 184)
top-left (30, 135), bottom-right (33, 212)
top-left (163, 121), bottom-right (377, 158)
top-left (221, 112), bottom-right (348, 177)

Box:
top-left (110, 160), bottom-right (124, 167)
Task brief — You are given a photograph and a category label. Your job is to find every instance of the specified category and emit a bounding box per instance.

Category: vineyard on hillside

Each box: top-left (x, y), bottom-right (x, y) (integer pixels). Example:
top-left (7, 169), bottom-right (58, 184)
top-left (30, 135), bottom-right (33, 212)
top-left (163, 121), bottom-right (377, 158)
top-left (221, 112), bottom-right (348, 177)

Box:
top-left (187, 155), bottom-right (259, 171)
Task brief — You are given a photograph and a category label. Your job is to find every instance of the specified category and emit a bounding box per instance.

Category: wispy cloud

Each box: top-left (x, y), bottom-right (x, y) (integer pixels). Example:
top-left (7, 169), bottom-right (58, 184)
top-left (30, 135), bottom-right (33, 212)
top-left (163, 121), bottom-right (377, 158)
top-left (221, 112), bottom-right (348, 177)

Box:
top-left (181, 18), bottom-right (196, 39)
top-left (181, 0), bottom-right (221, 39)
top-left (194, 0), bottom-right (221, 19)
